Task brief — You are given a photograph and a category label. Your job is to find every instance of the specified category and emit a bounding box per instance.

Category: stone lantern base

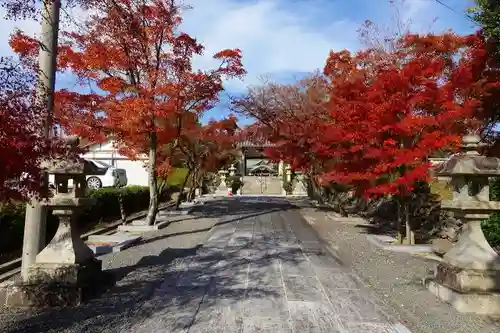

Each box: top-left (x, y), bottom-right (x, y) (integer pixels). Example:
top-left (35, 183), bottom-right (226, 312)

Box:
top-left (425, 277), bottom-right (500, 316)
top-left (0, 213), bottom-right (111, 308)
top-left (424, 220), bottom-right (500, 316)
top-left (1, 258), bottom-right (106, 308)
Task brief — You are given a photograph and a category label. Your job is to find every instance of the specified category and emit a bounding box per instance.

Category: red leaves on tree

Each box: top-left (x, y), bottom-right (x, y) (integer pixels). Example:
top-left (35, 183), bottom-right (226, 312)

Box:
top-left (178, 115), bottom-right (239, 174)
top-left (10, 0), bottom-right (245, 167)
top-left (0, 58), bottom-right (49, 200)
top-left (233, 30), bottom-right (498, 198)
top-left (316, 31), bottom-right (495, 196)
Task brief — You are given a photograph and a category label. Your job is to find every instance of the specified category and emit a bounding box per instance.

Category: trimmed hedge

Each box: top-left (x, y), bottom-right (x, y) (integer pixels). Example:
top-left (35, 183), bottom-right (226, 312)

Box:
top-left (0, 185), bottom-right (169, 261)
top-left (81, 186), bottom-right (151, 224)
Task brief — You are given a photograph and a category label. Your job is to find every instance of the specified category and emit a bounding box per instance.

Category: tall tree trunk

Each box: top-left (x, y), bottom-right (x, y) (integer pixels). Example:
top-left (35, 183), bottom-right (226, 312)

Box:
top-left (175, 168), bottom-right (192, 209)
top-left (118, 191), bottom-right (126, 224)
top-left (396, 197), bottom-right (404, 244)
top-left (310, 177), bottom-right (323, 204)
top-left (156, 177), bottom-right (167, 202)
top-left (187, 168), bottom-right (199, 201)
top-left (145, 132), bottom-right (158, 226)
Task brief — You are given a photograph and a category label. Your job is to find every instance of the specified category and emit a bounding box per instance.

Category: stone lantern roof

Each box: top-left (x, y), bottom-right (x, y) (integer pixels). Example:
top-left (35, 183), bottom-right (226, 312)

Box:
top-left (434, 134), bottom-right (500, 177)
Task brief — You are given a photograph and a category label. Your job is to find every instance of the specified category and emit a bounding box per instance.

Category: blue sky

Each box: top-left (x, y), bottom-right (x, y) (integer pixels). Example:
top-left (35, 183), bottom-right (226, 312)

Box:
top-left (0, 0), bottom-right (479, 125)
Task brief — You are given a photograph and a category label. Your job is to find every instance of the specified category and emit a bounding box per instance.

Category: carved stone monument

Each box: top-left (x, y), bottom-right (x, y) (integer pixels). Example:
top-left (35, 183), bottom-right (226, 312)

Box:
top-left (425, 134), bottom-right (500, 315)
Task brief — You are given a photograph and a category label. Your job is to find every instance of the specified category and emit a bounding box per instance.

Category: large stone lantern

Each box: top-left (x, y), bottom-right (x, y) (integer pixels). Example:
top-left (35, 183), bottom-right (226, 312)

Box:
top-left (25, 137), bottom-right (102, 306)
top-left (214, 169), bottom-right (229, 196)
top-left (425, 134), bottom-right (500, 315)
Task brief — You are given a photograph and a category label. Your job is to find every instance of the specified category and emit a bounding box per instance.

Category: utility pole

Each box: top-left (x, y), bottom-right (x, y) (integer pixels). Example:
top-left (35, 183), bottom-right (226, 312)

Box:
top-left (21, 0), bottom-right (61, 281)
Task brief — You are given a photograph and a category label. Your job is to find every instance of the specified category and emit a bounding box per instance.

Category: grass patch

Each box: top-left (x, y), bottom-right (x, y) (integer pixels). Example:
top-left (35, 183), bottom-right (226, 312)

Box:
top-left (165, 167), bottom-right (189, 187)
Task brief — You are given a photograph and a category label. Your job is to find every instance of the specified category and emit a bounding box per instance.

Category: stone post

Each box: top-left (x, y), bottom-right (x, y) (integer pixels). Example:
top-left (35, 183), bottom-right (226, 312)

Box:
top-left (425, 134), bottom-right (500, 315)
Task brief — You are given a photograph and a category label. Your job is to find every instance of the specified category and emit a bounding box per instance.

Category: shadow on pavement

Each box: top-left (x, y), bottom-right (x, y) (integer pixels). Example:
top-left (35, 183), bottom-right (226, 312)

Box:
top-left (3, 198), bottom-right (308, 333)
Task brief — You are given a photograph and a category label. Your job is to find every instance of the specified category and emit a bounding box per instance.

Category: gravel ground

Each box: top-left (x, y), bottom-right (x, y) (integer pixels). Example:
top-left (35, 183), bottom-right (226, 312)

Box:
top-left (0, 200), bottom-right (233, 333)
top-left (299, 204), bottom-right (500, 333)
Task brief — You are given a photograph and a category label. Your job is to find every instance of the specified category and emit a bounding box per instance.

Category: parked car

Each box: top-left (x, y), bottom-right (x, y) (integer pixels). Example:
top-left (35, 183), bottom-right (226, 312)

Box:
top-left (84, 159), bottom-right (128, 189)
top-left (48, 159), bottom-right (128, 190)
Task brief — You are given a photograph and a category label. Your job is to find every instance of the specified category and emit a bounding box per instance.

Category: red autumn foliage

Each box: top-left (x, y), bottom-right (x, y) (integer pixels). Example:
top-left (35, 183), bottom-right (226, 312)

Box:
top-left (231, 74), bottom-right (328, 177)
top-left (0, 58), bottom-right (44, 200)
top-left (0, 57), bottom-right (76, 201)
top-left (174, 115), bottom-right (238, 203)
top-left (10, 0), bottom-right (245, 224)
top-left (316, 31), bottom-right (494, 196)
top-left (234, 31), bottom-right (497, 199)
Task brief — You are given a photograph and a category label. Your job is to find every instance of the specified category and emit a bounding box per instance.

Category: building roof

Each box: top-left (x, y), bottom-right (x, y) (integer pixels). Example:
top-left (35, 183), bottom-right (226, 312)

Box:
top-left (237, 139), bottom-right (276, 148)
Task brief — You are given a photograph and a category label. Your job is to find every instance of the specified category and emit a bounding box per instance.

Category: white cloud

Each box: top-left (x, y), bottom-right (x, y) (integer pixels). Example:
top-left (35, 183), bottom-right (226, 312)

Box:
top-left (0, 0), bottom-right (475, 93)
top-left (181, 0), bottom-right (359, 90)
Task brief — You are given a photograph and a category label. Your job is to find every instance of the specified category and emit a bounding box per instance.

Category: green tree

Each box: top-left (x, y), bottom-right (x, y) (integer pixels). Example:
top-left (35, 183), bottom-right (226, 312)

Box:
top-left (469, 0), bottom-right (500, 40)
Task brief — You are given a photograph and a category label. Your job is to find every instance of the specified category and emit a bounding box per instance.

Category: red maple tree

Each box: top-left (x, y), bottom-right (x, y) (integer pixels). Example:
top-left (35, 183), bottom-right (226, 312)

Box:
top-left (318, 32), bottom-right (492, 196)
top-left (176, 115), bottom-right (238, 205)
top-left (308, 31), bottom-right (494, 242)
top-left (0, 57), bottom-right (54, 201)
top-left (231, 74), bottom-right (329, 190)
top-left (11, 0), bottom-right (245, 225)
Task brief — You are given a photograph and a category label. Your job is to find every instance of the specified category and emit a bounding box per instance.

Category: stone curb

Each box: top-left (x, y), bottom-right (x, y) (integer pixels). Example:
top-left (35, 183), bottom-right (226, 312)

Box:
top-left (87, 234), bottom-right (142, 255)
top-left (366, 234), bottom-right (433, 254)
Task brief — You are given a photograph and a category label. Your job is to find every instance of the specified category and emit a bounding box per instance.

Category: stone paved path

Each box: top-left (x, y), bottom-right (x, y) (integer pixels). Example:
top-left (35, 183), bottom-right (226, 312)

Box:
top-left (127, 197), bottom-right (410, 333)
top-left (0, 197), bottom-right (411, 333)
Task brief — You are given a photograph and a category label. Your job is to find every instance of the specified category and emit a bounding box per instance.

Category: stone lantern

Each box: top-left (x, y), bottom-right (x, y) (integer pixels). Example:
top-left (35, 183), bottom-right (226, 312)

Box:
top-left (292, 172), bottom-right (307, 196)
top-left (215, 169), bottom-right (228, 196)
top-left (425, 134), bottom-right (500, 315)
top-left (228, 164), bottom-right (236, 177)
top-left (27, 137), bottom-right (102, 305)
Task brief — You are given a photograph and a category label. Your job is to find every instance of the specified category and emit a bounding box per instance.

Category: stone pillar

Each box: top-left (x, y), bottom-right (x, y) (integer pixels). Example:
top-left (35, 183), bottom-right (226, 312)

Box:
top-left (425, 134), bottom-right (500, 316)
top-left (218, 169), bottom-right (227, 187)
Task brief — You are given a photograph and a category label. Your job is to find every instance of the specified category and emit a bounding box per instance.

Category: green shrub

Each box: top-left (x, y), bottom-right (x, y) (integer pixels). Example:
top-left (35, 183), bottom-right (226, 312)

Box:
top-left (483, 214), bottom-right (500, 249)
top-left (81, 186), bottom-right (151, 224)
top-left (0, 186), bottom-right (163, 258)
top-left (483, 177), bottom-right (500, 249)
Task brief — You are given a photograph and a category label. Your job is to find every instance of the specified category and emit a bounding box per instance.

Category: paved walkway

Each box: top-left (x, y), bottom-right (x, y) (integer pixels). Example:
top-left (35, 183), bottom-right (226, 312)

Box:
top-left (1, 197), bottom-right (409, 333)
